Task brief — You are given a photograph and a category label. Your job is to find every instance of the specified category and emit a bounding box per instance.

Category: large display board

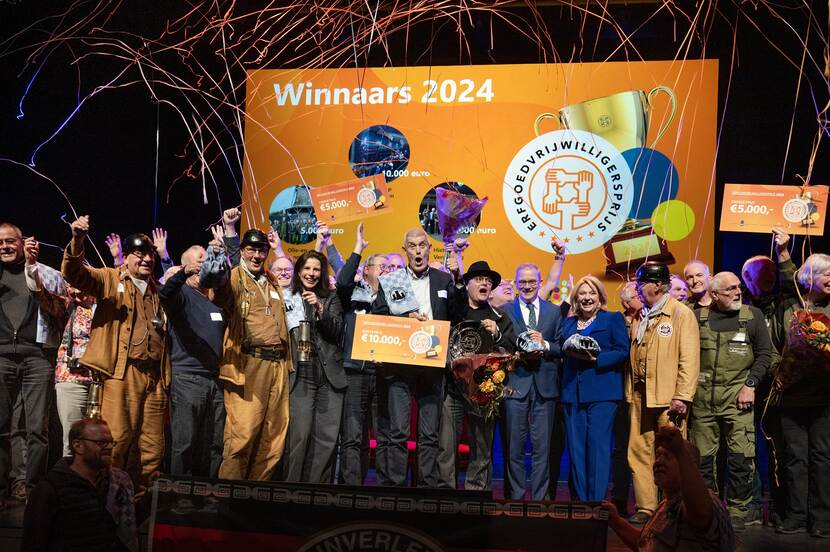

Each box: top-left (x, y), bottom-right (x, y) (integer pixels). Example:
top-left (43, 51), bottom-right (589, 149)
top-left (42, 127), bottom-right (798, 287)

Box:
top-left (242, 61), bottom-right (717, 299)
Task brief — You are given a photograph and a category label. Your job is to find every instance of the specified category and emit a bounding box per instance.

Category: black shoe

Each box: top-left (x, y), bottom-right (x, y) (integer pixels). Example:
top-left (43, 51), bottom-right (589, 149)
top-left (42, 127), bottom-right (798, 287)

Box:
top-left (628, 511), bottom-right (652, 526)
top-left (810, 528), bottom-right (830, 539)
top-left (776, 519), bottom-right (807, 534)
top-left (731, 518), bottom-right (746, 532)
top-left (745, 508), bottom-right (762, 526)
top-left (767, 511), bottom-right (783, 528)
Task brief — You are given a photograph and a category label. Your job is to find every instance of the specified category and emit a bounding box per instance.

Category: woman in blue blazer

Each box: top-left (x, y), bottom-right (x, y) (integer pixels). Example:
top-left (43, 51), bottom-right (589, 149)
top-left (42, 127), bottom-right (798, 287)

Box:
top-left (561, 275), bottom-right (630, 502)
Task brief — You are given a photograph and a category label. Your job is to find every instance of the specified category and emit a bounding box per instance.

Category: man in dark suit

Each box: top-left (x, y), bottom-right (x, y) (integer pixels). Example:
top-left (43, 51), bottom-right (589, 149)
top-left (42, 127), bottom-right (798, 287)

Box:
top-left (504, 263), bottom-right (562, 500)
top-left (373, 228), bottom-right (461, 487)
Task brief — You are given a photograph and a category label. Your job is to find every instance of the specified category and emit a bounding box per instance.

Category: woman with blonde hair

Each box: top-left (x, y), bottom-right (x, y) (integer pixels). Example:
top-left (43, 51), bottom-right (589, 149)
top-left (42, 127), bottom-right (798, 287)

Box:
top-left (560, 275), bottom-right (630, 501)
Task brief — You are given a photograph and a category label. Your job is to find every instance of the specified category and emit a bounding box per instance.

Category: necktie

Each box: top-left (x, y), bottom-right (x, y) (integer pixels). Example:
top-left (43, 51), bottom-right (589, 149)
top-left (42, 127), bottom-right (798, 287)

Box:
top-left (526, 302), bottom-right (537, 330)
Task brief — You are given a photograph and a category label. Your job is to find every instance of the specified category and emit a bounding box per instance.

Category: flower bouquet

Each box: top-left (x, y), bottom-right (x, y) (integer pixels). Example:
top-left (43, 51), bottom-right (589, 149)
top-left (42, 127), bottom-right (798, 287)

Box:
top-left (772, 310), bottom-right (830, 399)
top-left (451, 353), bottom-right (516, 419)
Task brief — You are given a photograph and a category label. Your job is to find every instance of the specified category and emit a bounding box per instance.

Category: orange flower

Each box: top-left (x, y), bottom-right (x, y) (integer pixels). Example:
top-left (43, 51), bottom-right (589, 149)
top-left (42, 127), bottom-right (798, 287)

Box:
top-left (809, 320), bottom-right (828, 332)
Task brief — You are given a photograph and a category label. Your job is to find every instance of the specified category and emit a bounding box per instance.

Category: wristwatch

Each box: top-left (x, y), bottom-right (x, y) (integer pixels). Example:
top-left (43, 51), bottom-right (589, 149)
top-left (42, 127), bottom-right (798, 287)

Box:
top-left (745, 376), bottom-right (758, 388)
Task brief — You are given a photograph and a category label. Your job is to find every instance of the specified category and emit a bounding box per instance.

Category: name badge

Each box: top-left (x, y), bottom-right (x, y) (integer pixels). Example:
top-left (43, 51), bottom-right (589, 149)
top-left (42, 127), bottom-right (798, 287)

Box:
top-left (117, 282), bottom-right (125, 294)
top-left (210, 312), bottom-right (223, 322)
top-left (270, 290), bottom-right (280, 300)
top-left (732, 332), bottom-right (746, 342)
top-left (437, 290), bottom-right (448, 299)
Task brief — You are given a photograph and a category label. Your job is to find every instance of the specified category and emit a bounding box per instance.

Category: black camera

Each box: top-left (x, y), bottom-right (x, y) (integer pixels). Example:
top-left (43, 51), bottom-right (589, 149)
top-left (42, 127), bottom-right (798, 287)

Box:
top-left (67, 357), bottom-right (83, 373)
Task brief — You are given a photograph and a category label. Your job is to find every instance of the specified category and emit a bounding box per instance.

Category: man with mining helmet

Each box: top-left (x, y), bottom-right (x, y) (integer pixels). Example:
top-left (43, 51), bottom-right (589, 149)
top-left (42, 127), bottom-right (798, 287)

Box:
top-left (202, 221), bottom-right (292, 481)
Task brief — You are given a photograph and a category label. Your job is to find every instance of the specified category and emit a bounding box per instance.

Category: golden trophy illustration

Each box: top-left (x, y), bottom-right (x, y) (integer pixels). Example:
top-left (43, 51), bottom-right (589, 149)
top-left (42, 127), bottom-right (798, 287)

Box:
top-left (534, 87), bottom-right (679, 274)
top-left (533, 86), bottom-right (676, 151)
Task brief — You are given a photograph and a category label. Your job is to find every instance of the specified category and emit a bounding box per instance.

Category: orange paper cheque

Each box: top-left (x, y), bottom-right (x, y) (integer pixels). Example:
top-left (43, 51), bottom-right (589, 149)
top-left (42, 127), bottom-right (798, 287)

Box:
top-left (720, 183), bottom-right (828, 236)
top-left (309, 174), bottom-right (392, 225)
top-left (351, 314), bottom-right (451, 368)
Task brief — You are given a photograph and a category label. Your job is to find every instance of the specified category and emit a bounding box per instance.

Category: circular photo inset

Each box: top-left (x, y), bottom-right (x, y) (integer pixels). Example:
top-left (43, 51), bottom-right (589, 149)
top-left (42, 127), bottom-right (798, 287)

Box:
top-left (269, 185), bottom-right (318, 245)
top-left (349, 124), bottom-right (410, 182)
top-left (418, 182), bottom-right (481, 241)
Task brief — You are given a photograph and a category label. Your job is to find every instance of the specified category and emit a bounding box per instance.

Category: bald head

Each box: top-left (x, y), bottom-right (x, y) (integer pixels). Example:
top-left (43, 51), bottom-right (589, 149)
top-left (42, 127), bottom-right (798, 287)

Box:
top-left (180, 245), bottom-right (206, 266)
top-left (402, 227), bottom-right (431, 273)
top-left (684, 260), bottom-right (711, 299)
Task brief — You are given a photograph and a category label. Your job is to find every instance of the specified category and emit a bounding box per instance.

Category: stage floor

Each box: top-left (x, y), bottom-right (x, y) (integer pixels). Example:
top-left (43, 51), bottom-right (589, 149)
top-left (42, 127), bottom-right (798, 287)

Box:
top-left (1, 481), bottom-right (826, 552)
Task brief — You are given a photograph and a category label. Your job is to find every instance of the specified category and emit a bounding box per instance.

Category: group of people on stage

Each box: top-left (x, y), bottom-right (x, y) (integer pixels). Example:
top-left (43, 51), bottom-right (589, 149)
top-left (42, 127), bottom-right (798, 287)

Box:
top-left (2, 207), bottom-right (830, 550)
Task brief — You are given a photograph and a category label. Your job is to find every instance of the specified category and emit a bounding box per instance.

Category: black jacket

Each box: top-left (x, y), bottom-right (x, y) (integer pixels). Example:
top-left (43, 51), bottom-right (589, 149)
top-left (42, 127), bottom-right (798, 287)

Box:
top-left (336, 252), bottom-right (374, 372)
top-left (289, 291), bottom-right (346, 390)
top-left (22, 459), bottom-right (129, 552)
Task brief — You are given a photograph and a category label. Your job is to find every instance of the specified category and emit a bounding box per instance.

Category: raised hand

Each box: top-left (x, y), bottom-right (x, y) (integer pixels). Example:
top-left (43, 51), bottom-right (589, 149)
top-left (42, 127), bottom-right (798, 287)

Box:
top-left (223, 207), bottom-right (241, 237)
top-left (315, 221), bottom-right (331, 252)
top-left (105, 233), bottom-right (122, 257)
top-left (152, 228), bottom-right (169, 260)
top-left (772, 227), bottom-right (790, 261)
top-left (267, 228), bottom-right (286, 257)
top-left (71, 216), bottom-right (90, 241)
top-left (354, 222), bottom-right (368, 254)
top-left (551, 237), bottom-right (566, 258)
top-left (209, 225), bottom-right (225, 253)
top-left (23, 237), bottom-right (39, 265)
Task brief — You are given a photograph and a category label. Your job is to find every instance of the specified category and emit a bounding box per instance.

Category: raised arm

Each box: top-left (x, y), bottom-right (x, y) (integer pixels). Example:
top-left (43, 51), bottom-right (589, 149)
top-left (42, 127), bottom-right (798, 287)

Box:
top-left (105, 233), bottom-right (123, 268)
top-left (152, 227), bottom-right (174, 274)
top-left (61, 216), bottom-right (107, 298)
top-left (539, 238), bottom-right (566, 301)
top-left (222, 208), bottom-right (241, 266)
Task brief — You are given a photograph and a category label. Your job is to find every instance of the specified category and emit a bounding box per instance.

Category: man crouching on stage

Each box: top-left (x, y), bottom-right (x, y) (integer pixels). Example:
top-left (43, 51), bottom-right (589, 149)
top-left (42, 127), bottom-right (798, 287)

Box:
top-left (201, 224), bottom-right (292, 481)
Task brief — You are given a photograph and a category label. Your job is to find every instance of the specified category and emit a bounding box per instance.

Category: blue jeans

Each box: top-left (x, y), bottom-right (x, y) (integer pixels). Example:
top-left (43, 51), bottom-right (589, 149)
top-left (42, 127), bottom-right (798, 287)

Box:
top-left (169, 372), bottom-right (225, 477)
top-left (0, 353), bottom-right (53, 495)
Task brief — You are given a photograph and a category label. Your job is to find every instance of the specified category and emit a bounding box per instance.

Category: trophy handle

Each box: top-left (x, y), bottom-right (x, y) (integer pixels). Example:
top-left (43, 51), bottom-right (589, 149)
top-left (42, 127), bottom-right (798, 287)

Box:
top-left (646, 86), bottom-right (676, 147)
top-left (533, 112), bottom-right (562, 136)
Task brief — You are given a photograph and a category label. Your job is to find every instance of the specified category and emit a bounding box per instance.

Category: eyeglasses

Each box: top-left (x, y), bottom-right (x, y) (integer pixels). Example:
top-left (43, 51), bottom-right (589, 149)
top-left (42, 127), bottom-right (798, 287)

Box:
top-left (128, 250), bottom-right (154, 259)
top-left (272, 267), bottom-right (293, 274)
top-left (367, 263), bottom-right (391, 271)
top-left (517, 279), bottom-right (539, 288)
top-left (77, 438), bottom-right (115, 449)
top-left (243, 247), bottom-right (268, 256)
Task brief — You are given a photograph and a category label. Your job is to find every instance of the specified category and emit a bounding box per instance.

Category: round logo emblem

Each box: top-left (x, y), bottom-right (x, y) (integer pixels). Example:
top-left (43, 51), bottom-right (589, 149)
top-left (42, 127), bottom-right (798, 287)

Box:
top-left (782, 198), bottom-right (809, 223)
top-left (657, 323), bottom-right (673, 338)
top-left (408, 330), bottom-right (433, 354)
top-left (356, 187), bottom-right (377, 208)
top-left (503, 129), bottom-right (634, 253)
top-left (297, 522), bottom-right (444, 552)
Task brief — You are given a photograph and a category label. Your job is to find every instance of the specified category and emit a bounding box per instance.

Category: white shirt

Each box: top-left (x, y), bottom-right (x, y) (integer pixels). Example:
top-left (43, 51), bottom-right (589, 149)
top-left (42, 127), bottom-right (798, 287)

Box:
top-left (519, 296), bottom-right (550, 350)
top-left (408, 267), bottom-right (433, 320)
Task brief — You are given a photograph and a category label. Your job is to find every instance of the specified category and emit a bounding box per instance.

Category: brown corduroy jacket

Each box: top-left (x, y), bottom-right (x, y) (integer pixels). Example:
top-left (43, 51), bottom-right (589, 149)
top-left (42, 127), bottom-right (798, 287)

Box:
top-left (212, 264), bottom-right (292, 387)
top-left (61, 242), bottom-right (171, 386)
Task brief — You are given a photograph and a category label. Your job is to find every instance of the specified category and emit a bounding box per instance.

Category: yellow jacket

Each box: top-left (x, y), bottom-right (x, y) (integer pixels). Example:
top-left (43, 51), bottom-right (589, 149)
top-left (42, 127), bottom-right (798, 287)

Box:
top-left (626, 295), bottom-right (700, 408)
top-left (61, 242), bottom-right (171, 386)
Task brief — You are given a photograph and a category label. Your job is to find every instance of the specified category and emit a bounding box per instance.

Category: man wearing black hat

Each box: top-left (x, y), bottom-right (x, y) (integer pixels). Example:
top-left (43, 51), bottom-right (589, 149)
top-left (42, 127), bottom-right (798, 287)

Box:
top-left (437, 260), bottom-right (517, 491)
top-left (627, 261), bottom-right (700, 525)
top-left (61, 216), bottom-right (169, 498)
top-left (201, 214), bottom-right (293, 481)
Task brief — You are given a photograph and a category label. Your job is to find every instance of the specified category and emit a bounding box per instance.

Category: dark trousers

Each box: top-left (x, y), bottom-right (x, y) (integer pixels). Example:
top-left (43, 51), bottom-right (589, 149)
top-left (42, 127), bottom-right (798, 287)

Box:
top-left (339, 369), bottom-right (377, 485)
top-left (169, 373), bottom-right (225, 478)
top-left (285, 367), bottom-right (345, 484)
top-left (611, 400), bottom-right (632, 511)
top-left (0, 353), bottom-right (53, 496)
top-left (505, 384), bottom-right (556, 501)
top-left (751, 399), bottom-right (786, 518)
top-left (780, 403), bottom-right (830, 529)
top-left (547, 402), bottom-right (570, 500)
top-left (376, 365), bottom-right (444, 487)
